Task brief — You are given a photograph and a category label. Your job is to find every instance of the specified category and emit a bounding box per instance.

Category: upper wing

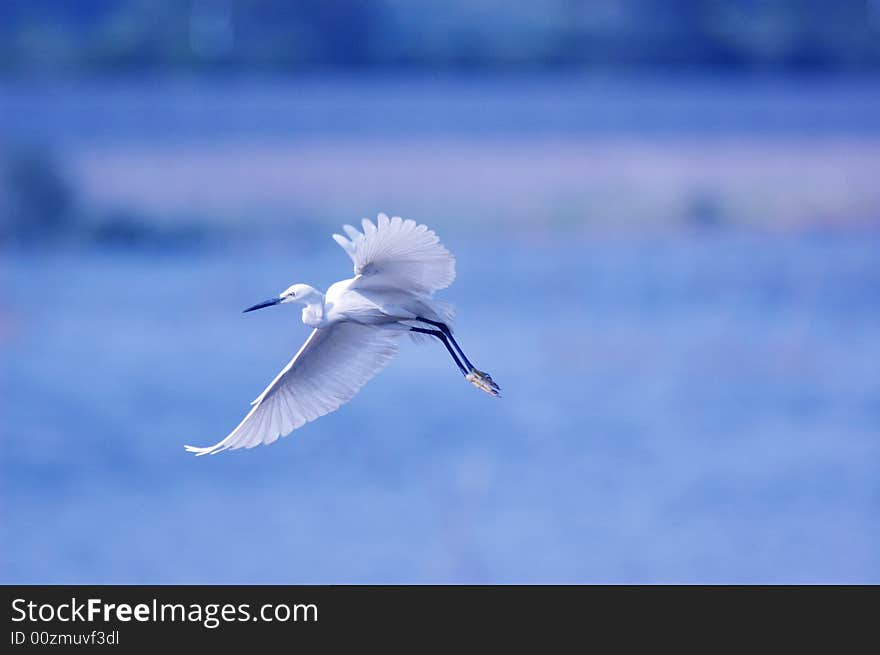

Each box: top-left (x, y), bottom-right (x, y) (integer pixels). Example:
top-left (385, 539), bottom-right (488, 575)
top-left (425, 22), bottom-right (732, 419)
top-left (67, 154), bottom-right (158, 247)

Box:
top-left (332, 214), bottom-right (455, 295)
top-left (185, 323), bottom-right (400, 455)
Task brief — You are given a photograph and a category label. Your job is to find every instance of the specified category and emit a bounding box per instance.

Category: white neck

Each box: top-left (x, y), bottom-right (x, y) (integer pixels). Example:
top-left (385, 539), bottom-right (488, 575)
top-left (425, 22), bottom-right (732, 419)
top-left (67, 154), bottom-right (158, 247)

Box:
top-left (300, 293), bottom-right (326, 328)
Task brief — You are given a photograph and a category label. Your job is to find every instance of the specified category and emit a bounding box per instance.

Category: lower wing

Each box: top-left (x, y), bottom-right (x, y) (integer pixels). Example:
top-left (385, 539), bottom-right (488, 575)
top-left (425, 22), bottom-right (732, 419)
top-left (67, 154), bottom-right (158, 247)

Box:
top-left (185, 322), bottom-right (401, 455)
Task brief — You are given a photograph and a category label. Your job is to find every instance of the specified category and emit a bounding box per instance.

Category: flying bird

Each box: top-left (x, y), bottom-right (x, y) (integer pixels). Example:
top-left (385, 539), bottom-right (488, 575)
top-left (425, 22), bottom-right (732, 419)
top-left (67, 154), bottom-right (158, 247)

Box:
top-left (185, 214), bottom-right (499, 455)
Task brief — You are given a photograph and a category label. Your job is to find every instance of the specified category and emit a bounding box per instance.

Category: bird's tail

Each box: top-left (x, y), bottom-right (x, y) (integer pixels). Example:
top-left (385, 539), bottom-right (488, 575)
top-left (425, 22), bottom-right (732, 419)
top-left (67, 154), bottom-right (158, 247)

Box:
top-left (408, 298), bottom-right (455, 344)
top-left (429, 299), bottom-right (456, 327)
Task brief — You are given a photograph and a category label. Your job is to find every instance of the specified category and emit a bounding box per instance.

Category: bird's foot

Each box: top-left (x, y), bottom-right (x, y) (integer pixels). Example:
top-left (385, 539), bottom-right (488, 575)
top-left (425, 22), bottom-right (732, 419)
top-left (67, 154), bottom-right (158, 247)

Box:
top-left (466, 368), bottom-right (501, 397)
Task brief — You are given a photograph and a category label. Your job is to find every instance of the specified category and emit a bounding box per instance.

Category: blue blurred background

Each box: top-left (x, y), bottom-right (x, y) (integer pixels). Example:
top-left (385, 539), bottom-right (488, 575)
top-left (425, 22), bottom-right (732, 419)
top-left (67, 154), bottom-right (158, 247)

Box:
top-left (2, 1), bottom-right (879, 583)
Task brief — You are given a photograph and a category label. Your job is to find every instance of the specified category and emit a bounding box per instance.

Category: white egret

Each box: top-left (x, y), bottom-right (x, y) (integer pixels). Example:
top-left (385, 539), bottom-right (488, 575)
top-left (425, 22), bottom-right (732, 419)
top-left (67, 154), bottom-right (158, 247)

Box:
top-left (185, 214), bottom-right (499, 455)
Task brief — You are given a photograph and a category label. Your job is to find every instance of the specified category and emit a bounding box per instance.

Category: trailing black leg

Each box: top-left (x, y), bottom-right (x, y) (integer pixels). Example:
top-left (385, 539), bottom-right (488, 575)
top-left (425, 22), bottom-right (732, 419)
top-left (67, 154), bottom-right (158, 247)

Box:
top-left (410, 327), bottom-right (468, 376)
top-left (415, 317), bottom-right (475, 370)
top-left (415, 317), bottom-right (500, 396)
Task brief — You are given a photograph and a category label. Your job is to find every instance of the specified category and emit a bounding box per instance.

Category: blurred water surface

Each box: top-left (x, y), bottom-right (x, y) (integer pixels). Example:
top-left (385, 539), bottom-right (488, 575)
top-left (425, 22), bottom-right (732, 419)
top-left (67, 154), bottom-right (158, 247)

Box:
top-left (6, 75), bottom-right (880, 144)
top-left (1, 76), bottom-right (879, 582)
top-left (2, 229), bottom-right (879, 583)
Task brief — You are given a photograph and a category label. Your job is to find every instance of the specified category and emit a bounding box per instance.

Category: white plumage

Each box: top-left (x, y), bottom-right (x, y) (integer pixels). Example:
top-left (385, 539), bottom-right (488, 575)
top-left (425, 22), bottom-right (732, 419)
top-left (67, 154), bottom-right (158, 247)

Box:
top-left (185, 213), bottom-right (498, 456)
top-left (333, 214), bottom-right (456, 294)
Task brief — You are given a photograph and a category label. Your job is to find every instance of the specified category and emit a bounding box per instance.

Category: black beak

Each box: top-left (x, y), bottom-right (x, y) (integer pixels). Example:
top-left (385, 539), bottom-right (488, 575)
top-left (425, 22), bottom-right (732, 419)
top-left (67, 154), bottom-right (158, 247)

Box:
top-left (243, 297), bottom-right (281, 313)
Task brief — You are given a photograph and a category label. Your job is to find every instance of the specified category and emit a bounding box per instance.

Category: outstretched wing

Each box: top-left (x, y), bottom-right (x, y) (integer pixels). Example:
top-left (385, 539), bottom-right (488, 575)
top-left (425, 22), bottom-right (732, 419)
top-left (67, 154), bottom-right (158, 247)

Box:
top-left (185, 323), bottom-right (400, 455)
top-left (332, 214), bottom-right (455, 295)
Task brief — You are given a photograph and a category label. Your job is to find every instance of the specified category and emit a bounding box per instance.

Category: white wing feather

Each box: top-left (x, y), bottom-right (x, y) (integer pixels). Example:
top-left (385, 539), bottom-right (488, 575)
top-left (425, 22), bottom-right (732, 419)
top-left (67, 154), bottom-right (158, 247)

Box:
top-left (332, 213), bottom-right (455, 295)
top-left (185, 323), bottom-right (400, 455)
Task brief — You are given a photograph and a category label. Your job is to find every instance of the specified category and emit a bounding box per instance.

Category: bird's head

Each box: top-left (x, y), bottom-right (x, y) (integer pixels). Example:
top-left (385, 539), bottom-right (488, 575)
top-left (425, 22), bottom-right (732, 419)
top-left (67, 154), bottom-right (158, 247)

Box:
top-left (243, 283), bottom-right (321, 313)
